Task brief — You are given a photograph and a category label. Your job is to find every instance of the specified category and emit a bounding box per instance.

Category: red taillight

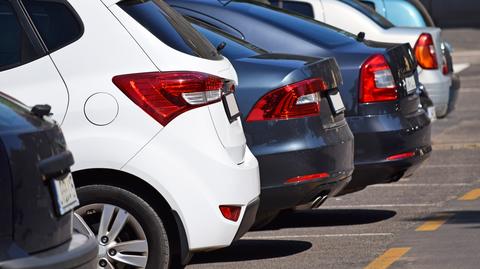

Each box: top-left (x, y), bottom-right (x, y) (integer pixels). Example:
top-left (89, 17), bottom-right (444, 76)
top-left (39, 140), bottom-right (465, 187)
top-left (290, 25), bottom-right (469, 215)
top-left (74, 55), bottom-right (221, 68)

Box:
top-left (386, 151), bottom-right (415, 161)
top-left (246, 78), bottom-right (327, 122)
top-left (414, 33), bottom-right (438, 70)
top-left (359, 54), bottom-right (397, 103)
top-left (219, 205), bottom-right (241, 222)
top-left (113, 71), bottom-right (224, 126)
top-left (285, 172), bottom-right (330, 184)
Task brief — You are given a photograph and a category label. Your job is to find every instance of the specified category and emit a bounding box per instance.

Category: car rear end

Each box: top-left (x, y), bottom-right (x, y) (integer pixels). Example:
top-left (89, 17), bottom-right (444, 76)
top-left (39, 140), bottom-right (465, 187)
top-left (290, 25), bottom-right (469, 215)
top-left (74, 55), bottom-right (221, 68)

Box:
top-left (105, 0), bottom-right (260, 251)
top-left (0, 94), bottom-right (97, 268)
top-left (190, 19), bottom-right (353, 217)
top-left (340, 42), bottom-right (432, 194)
top-left (383, 27), bottom-right (452, 117)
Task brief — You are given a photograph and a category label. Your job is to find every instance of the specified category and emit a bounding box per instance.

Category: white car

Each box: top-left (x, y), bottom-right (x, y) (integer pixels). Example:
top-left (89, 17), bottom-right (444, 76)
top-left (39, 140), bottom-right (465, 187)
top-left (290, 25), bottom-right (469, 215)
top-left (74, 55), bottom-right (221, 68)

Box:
top-left (270, 0), bottom-right (452, 117)
top-left (0, 0), bottom-right (260, 268)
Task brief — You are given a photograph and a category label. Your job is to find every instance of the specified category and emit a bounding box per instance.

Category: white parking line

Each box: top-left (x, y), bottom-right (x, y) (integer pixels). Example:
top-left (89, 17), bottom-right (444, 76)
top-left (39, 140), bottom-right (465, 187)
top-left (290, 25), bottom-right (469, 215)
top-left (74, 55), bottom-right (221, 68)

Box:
top-left (460, 76), bottom-right (480, 82)
top-left (454, 63), bottom-right (471, 73)
top-left (244, 233), bottom-right (394, 240)
top-left (460, 88), bottom-right (480, 93)
top-left (421, 164), bottom-right (479, 168)
top-left (321, 203), bottom-right (440, 209)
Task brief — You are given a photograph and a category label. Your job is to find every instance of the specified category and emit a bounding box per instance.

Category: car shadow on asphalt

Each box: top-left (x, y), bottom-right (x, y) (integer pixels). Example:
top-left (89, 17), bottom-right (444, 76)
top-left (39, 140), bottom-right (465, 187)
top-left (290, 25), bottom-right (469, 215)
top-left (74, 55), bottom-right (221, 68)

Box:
top-left (260, 209), bottom-right (397, 231)
top-left (189, 239), bottom-right (312, 265)
top-left (405, 210), bottom-right (480, 229)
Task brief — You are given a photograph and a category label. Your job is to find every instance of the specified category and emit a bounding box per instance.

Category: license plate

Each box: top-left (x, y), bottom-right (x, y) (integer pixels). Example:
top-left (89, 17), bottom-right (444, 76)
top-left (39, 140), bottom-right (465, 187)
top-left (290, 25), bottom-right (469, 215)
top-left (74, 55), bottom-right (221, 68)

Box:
top-left (327, 91), bottom-right (345, 115)
top-left (52, 173), bottom-right (79, 216)
top-left (222, 93), bottom-right (241, 123)
top-left (405, 75), bottom-right (417, 94)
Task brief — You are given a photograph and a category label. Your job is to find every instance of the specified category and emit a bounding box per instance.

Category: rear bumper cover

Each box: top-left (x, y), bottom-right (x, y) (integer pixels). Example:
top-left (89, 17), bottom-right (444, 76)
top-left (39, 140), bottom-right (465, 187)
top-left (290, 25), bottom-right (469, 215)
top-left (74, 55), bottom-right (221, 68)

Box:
top-left (341, 109), bottom-right (431, 194)
top-left (447, 73), bottom-right (461, 113)
top-left (248, 121), bottom-right (354, 213)
top-left (0, 233), bottom-right (97, 269)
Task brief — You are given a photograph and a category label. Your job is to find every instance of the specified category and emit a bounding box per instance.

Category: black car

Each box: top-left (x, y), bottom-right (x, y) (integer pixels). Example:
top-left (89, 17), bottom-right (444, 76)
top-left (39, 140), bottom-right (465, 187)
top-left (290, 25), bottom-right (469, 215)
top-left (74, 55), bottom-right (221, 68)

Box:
top-left (191, 19), bottom-right (354, 226)
top-left (419, 0), bottom-right (480, 28)
top-left (168, 0), bottom-right (432, 194)
top-left (0, 93), bottom-right (97, 268)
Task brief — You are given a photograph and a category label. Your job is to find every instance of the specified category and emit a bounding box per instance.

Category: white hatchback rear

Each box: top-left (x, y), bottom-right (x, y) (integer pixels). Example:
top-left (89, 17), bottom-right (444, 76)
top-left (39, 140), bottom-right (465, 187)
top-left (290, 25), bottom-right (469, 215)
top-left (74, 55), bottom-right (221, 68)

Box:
top-left (0, 0), bottom-right (260, 268)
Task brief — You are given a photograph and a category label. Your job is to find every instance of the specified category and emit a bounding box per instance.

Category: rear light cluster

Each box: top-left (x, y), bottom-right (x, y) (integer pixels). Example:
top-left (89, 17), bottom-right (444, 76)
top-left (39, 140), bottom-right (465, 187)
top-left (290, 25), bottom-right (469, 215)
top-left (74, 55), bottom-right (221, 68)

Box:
top-left (113, 71), bottom-right (226, 126)
top-left (246, 78), bottom-right (327, 122)
top-left (386, 151), bottom-right (416, 161)
top-left (359, 54), bottom-right (397, 103)
top-left (414, 33), bottom-right (438, 70)
top-left (285, 172), bottom-right (330, 184)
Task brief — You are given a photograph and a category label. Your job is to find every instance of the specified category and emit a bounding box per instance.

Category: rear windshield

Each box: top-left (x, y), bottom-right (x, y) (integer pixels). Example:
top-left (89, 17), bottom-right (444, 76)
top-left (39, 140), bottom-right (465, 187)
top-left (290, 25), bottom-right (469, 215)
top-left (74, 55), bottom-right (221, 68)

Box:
top-left (119, 0), bottom-right (222, 60)
top-left (339, 0), bottom-right (394, 29)
top-left (189, 18), bottom-right (267, 59)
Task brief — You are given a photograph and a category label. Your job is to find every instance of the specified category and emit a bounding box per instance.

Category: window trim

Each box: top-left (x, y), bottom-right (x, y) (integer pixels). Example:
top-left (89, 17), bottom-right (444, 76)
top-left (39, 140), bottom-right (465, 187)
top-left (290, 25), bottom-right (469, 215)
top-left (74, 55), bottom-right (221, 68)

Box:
top-left (18, 0), bottom-right (85, 54)
top-left (0, 0), bottom-right (46, 72)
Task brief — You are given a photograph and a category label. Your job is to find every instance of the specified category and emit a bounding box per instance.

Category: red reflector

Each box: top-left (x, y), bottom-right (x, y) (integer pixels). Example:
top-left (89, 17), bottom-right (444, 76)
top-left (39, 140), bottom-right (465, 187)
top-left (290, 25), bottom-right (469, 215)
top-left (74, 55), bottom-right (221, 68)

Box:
top-left (386, 152), bottom-right (415, 161)
top-left (113, 72), bottom-right (224, 126)
top-left (246, 78), bottom-right (327, 122)
top-left (414, 33), bottom-right (438, 70)
top-left (219, 206), bottom-right (241, 222)
top-left (359, 54), bottom-right (398, 103)
top-left (285, 172), bottom-right (330, 184)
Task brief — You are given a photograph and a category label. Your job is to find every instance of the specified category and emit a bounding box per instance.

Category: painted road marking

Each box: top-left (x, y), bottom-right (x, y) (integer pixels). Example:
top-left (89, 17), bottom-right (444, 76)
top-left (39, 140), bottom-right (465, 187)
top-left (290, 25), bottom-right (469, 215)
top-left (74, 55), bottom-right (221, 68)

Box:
top-left (422, 164), bottom-right (479, 168)
top-left (460, 88), bottom-right (480, 93)
top-left (364, 247), bottom-right (411, 269)
top-left (432, 142), bottom-right (480, 151)
top-left (415, 213), bottom-right (454, 232)
top-left (371, 183), bottom-right (471, 187)
top-left (244, 233), bottom-right (393, 240)
top-left (459, 188), bottom-right (480, 201)
top-left (453, 63), bottom-right (471, 73)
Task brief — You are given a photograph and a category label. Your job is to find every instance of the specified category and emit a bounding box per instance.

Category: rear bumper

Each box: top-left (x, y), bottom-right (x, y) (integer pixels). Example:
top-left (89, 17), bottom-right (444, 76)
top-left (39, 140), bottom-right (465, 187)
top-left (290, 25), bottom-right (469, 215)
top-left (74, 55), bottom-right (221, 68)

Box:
top-left (341, 109), bottom-right (431, 195)
top-left (419, 69), bottom-right (451, 116)
top-left (247, 120), bottom-right (354, 214)
top-left (0, 233), bottom-right (97, 269)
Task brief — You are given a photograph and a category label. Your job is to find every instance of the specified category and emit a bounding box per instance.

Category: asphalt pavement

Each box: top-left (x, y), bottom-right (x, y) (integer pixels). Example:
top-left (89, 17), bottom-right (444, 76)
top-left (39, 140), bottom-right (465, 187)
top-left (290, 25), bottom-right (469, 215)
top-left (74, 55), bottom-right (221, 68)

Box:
top-left (185, 28), bottom-right (480, 269)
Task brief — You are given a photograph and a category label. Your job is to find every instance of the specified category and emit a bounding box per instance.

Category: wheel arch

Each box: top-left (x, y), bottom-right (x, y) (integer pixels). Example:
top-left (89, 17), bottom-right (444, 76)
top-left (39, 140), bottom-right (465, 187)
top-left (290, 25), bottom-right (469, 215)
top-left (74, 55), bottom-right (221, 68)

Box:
top-left (72, 168), bottom-right (191, 266)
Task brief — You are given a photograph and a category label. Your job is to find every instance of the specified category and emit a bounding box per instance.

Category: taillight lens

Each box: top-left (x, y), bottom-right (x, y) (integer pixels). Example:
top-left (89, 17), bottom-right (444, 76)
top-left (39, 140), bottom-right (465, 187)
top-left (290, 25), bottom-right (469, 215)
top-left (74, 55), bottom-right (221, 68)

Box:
top-left (113, 72), bottom-right (224, 126)
top-left (359, 54), bottom-right (397, 103)
top-left (219, 205), bottom-right (241, 222)
top-left (246, 78), bottom-right (326, 122)
top-left (414, 33), bottom-right (438, 70)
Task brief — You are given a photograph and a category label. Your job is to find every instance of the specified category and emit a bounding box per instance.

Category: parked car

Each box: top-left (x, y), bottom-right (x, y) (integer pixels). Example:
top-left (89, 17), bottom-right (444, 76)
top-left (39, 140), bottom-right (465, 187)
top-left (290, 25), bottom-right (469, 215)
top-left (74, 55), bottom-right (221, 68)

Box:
top-left (168, 0), bottom-right (432, 194)
top-left (269, 0), bottom-right (452, 118)
top-left (358, 0), bottom-right (461, 114)
top-left (190, 18), bottom-right (354, 226)
top-left (0, 93), bottom-right (97, 268)
top-left (0, 0), bottom-right (260, 268)
top-left (419, 0), bottom-right (480, 28)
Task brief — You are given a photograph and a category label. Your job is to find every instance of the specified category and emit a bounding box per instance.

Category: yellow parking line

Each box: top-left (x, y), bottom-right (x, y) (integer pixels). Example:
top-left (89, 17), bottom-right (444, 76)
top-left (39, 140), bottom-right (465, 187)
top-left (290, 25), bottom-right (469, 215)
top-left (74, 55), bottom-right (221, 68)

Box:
top-left (458, 188), bottom-right (480, 201)
top-left (364, 247), bottom-right (411, 269)
top-left (415, 213), bottom-right (454, 232)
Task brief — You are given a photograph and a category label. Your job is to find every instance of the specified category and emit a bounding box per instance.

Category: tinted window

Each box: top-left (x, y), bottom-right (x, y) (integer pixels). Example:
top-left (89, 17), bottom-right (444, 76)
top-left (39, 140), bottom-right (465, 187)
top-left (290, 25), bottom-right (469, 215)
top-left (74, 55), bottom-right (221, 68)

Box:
top-left (189, 18), bottom-right (267, 60)
top-left (339, 0), bottom-right (394, 29)
top-left (270, 0), bottom-right (314, 18)
top-left (22, 0), bottom-right (83, 52)
top-left (0, 0), bottom-right (40, 71)
top-left (119, 0), bottom-right (221, 60)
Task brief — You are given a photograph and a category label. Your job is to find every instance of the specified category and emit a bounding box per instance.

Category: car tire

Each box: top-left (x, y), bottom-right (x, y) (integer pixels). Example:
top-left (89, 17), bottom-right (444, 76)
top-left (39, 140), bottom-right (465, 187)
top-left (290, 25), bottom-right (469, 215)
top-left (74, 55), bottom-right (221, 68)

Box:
top-left (75, 184), bottom-right (170, 269)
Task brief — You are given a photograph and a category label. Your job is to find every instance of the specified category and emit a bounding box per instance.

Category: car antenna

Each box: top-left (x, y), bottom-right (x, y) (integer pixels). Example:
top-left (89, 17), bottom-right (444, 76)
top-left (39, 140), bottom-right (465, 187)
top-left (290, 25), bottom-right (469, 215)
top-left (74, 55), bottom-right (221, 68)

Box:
top-left (217, 41), bottom-right (227, 53)
top-left (356, 32), bottom-right (366, 42)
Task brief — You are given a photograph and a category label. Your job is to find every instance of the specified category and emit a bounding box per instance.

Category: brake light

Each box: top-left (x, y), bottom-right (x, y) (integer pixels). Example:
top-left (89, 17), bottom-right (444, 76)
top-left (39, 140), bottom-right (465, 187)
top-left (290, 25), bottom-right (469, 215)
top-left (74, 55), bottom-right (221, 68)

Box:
top-left (414, 33), bottom-right (438, 69)
top-left (285, 172), bottom-right (330, 184)
top-left (219, 205), bottom-right (241, 222)
top-left (386, 151), bottom-right (415, 161)
top-left (246, 78), bottom-right (327, 122)
top-left (113, 72), bottom-right (224, 126)
top-left (359, 54), bottom-right (397, 103)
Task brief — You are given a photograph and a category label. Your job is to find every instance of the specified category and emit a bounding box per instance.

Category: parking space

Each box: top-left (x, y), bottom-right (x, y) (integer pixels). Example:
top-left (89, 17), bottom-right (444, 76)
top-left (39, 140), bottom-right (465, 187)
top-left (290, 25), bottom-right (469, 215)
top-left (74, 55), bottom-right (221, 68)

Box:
top-left (185, 29), bottom-right (480, 269)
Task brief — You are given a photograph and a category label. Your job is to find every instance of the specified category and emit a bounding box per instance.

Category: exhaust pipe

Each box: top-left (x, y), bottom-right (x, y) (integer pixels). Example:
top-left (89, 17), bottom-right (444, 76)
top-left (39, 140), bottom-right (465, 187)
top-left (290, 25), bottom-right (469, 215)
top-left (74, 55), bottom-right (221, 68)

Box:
top-left (311, 195), bottom-right (328, 209)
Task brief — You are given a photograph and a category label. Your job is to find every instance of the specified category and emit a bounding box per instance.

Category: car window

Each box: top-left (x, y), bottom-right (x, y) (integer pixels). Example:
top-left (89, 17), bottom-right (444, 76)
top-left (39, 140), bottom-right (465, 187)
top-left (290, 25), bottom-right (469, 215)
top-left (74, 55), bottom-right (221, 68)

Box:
top-left (189, 17), bottom-right (267, 60)
top-left (339, 0), bottom-right (394, 29)
top-left (119, 0), bottom-right (222, 60)
top-left (0, 0), bottom-right (40, 71)
top-left (21, 0), bottom-right (83, 52)
top-left (269, 0), bottom-right (314, 17)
